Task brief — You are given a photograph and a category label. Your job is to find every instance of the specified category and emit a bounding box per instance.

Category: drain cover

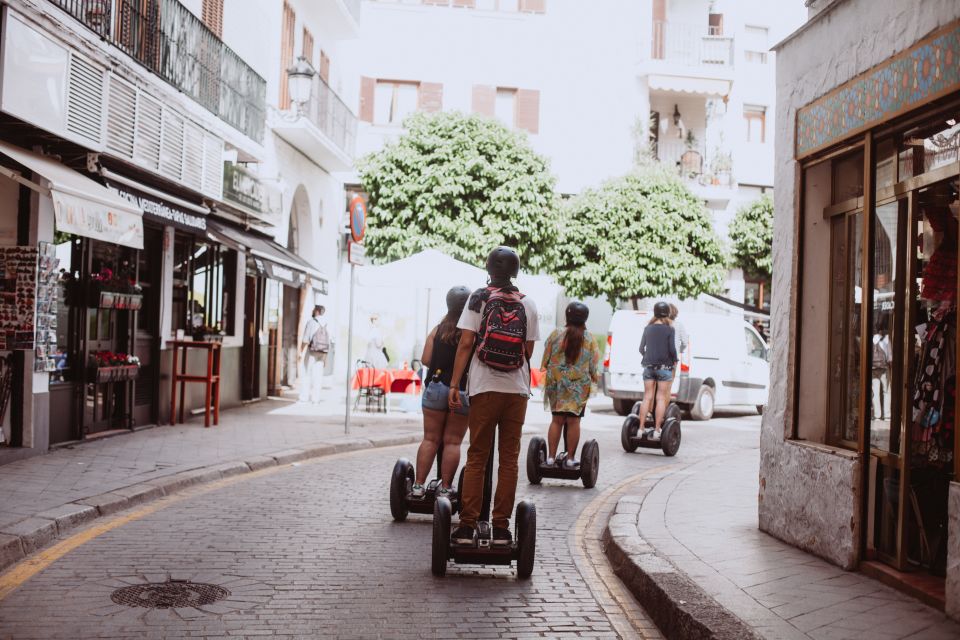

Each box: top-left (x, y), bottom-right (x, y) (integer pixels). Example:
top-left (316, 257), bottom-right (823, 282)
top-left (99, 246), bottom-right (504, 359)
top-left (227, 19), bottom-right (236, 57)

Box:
top-left (111, 580), bottom-right (230, 609)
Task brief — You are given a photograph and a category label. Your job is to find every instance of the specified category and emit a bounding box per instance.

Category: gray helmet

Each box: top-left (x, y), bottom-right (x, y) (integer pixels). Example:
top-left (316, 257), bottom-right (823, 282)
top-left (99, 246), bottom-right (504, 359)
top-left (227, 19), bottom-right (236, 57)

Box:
top-left (485, 246), bottom-right (520, 279)
top-left (565, 301), bottom-right (589, 325)
top-left (446, 285), bottom-right (470, 317)
top-left (653, 301), bottom-right (671, 318)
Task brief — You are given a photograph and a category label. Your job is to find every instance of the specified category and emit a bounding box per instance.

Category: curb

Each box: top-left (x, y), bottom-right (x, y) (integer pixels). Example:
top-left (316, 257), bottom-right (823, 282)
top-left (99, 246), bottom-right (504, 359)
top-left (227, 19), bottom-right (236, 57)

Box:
top-left (0, 431), bottom-right (420, 574)
top-left (603, 485), bottom-right (762, 640)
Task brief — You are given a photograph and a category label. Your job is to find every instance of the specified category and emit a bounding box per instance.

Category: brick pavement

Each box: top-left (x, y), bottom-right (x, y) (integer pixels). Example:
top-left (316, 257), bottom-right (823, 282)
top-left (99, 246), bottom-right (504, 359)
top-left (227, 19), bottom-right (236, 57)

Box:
top-left (623, 447), bottom-right (960, 640)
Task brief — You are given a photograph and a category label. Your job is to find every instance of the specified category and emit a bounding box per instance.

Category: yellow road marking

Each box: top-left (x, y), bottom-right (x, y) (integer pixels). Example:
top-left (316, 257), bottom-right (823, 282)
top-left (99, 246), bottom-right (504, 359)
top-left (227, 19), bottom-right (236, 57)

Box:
top-left (0, 446), bottom-right (390, 602)
top-left (571, 464), bottom-right (673, 640)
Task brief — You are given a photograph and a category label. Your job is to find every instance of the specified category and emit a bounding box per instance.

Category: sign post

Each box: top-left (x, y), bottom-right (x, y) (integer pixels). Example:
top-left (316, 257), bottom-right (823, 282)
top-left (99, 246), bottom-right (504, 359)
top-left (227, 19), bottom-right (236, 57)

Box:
top-left (344, 196), bottom-right (367, 435)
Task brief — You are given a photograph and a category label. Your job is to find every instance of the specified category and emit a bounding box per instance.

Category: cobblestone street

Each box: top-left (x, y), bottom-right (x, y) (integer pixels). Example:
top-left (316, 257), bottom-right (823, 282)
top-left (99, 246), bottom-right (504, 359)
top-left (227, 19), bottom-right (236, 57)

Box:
top-left (0, 402), bottom-right (761, 639)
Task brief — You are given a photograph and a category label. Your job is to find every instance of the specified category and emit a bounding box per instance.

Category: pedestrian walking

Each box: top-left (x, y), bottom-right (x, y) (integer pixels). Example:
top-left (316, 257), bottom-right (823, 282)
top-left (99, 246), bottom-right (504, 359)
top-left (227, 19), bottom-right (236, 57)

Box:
top-left (636, 301), bottom-right (678, 439)
top-left (540, 301), bottom-right (599, 468)
top-left (364, 314), bottom-right (389, 368)
top-left (298, 305), bottom-right (330, 404)
top-left (669, 303), bottom-right (689, 363)
top-left (448, 246), bottom-right (540, 548)
top-left (411, 286), bottom-right (472, 498)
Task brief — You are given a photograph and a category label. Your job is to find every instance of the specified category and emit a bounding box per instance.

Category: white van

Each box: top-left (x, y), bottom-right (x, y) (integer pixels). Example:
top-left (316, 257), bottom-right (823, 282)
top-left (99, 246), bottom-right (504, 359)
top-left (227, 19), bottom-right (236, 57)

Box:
top-left (601, 310), bottom-right (769, 420)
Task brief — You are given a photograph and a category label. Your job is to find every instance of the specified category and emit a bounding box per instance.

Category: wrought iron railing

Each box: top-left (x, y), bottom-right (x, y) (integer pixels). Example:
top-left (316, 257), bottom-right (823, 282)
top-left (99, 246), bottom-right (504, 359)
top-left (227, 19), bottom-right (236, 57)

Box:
top-left (302, 74), bottom-right (357, 159)
top-left (47, 0), bottom-right (266, 143)
top-left (651, 21), bottom-right (734, 67)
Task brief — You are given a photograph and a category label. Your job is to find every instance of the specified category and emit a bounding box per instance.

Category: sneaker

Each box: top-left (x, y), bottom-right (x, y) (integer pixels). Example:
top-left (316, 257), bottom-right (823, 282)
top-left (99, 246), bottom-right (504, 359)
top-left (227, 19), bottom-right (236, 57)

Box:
top-left (563, 457), bottom-right (580, 470)
top-left (492, 527), bottom-right (512, 547)
top-left (651, 429), bottom-right (662, 440)
top-left (545, 457), bottom-right (556, 467)
top-left (410, 483), bottom-right (426, 498)
top-left (437, 485), bottom-right (455, 500)
top-left (451, 525), bottom-right (476, 546)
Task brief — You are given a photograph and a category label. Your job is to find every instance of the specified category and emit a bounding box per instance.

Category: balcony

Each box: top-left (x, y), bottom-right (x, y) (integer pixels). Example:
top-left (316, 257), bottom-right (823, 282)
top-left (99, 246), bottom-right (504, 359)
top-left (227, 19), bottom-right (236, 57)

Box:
top-left (271, 75), bottom-right (357, 171)
top-left (655, 137), bottom-right (734, 205)
top-left (644, 21), bottom-right (734, 97)
top-left (48, 0), bottom-right (267, 143)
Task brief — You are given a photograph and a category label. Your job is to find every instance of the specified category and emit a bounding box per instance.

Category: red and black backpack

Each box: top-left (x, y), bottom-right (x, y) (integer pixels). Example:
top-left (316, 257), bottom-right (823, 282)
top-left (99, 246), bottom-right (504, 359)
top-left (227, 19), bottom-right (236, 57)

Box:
top-left (476, 286), bottom-right (528, 371)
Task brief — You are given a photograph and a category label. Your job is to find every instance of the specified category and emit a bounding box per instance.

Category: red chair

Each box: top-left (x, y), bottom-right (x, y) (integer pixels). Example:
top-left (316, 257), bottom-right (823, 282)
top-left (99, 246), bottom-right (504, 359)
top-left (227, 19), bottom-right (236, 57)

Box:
top-left (354, 361), bottom-right (386, 413)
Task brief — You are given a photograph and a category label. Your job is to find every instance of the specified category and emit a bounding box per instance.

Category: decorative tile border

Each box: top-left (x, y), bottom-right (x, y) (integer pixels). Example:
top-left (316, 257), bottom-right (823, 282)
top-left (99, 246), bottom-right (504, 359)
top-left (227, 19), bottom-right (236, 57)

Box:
top-left (796, 19), bottom-right (960, 159)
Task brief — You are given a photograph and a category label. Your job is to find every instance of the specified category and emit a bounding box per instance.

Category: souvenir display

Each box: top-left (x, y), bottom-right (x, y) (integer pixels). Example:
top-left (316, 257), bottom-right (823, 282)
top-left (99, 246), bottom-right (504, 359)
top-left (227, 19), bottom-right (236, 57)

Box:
top-left (33, 242), bottom-right (59, 372)
top-left (0, 246), bottom-right (40, 352)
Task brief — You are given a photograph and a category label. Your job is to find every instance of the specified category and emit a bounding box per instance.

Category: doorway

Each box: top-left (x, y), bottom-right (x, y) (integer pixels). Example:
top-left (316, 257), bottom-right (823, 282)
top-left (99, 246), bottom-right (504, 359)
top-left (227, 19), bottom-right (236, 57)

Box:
top-left (241, 271), bottom-right (265, 401)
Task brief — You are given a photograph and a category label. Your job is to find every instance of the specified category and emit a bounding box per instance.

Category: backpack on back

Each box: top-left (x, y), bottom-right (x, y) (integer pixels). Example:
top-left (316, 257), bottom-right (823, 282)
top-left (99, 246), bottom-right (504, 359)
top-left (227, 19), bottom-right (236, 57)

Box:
top-left (477, 287), bottom-right (528, 371)
top-left (308, 319), bottom-right (330, 353)
top-left (872, 338), bottom-right (889, 369)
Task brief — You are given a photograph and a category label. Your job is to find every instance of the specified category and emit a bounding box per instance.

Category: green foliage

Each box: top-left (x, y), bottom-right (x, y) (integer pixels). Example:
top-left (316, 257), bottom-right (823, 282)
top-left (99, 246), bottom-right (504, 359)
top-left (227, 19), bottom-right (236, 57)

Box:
top-left (357, 111), bottom-right (558, 272)
top-left (728, 194), bottom-right (774, 279)
top-left (549, 162), bottom-right (726, 306)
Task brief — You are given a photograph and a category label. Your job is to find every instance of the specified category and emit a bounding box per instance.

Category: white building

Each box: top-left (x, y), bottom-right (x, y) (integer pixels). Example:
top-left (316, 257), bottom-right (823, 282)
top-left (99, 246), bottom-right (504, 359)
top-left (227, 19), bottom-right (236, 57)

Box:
top-left (347, 0), bottom-right (805, 311)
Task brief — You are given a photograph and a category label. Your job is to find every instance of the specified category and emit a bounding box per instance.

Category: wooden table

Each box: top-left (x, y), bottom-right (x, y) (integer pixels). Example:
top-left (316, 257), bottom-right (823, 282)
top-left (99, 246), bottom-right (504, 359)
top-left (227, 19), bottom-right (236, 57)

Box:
top-left (169, 340), bottom-right (222, 427)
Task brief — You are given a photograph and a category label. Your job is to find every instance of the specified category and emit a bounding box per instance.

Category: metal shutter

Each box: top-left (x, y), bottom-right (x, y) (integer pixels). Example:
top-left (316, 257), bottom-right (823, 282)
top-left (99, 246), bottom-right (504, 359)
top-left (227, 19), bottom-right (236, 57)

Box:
top-left (66, 53), bottom-right (105, 144)
top-left (105, 76), bottom-right (137, 159)
top-left (159, 108), bottom-right (185, 181)
top-left (202, 133), bottom-right (223, 199)
top-left (182, 122), bottom-right (204, 191)
top-left (134, 92), bottom-right (163, 171)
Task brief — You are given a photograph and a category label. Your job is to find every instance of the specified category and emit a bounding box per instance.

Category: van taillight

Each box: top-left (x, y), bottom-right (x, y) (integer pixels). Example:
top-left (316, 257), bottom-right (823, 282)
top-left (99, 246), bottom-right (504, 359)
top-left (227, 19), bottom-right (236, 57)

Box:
top-left (603, 333), bottom-right (612, 370)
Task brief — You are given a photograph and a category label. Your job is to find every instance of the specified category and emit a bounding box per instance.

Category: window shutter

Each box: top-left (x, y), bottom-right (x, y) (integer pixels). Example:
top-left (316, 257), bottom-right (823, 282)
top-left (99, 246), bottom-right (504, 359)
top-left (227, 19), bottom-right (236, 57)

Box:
top-left (519, 0), bottom-right (545, 13)
top-left (359, 76), bottom-right (375, 123)
top-left (708, 13), bottom-right (724, 35)
top-left (279, 2), bottom-right (296, 108)
top-left (202, 0), bottom-right (223, 37)
top-left (319, 50), bottom-right (331, 84)
top-left (515, 88), bottom-right (540, 133)
top-left (302, 28), bottom-right (314, 65)
top-left (418, 82), bottom-right (443, 113)
top-left (452, 0), bottom-right (476, 7)
top-left (472, 85), bottom-right (495, 116)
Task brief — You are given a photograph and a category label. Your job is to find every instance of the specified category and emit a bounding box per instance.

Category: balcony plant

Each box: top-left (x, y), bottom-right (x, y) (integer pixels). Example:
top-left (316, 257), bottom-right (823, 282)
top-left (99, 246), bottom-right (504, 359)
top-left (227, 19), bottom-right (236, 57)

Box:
top-left (87, 263), bottom-right (143, 309)
top-left (88, 351), bottom-right (140, 383)
top-left (709, 150), bottom-right (733, 186)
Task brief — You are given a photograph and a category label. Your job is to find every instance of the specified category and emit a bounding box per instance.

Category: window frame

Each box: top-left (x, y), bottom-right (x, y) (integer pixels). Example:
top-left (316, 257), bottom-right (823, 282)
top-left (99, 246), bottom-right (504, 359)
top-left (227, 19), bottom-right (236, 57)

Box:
top-left (744, 106), bottom-right (766, 144)
top-left (373, 79), bottom-right (420, 126)
top-left (170, 231), bottom-right (236, 336)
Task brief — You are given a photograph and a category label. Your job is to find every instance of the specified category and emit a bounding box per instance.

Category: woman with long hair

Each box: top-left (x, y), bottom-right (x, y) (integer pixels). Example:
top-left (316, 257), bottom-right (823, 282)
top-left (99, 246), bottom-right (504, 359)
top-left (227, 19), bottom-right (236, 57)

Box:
top-left (540, 301), bottom-right (599, 468)
top-left (636, 301), bottom-right (678, 439)
top-left (411, 286), bottom-right (472, 498)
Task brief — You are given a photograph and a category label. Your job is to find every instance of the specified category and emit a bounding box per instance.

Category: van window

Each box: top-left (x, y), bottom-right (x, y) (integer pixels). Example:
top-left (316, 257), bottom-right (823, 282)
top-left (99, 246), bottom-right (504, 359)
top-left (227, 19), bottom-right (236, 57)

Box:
top-left (745, 328), bottom-right (766, 359)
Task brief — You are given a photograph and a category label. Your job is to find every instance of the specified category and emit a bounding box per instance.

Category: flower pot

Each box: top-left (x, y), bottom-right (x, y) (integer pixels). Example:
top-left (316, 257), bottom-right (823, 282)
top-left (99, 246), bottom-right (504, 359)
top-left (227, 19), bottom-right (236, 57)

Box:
top-left (97, 290), bottom-right (116, 309)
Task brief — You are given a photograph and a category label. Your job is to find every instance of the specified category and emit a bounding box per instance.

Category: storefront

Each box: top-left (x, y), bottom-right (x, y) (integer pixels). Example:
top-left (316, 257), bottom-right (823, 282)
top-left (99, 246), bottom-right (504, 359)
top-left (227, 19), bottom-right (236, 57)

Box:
top-left (206, 220), bottom-right (327, 400)
top-left (762, 4), bottom-right (960, 616)
top-left (0, 141), bottom-right (145, 450)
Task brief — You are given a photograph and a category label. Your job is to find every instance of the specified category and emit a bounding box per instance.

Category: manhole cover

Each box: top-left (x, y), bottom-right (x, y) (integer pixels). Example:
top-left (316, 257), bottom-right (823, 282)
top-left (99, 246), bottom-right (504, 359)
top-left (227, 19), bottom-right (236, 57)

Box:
top-left (110, 580), bottom-right (230, 609)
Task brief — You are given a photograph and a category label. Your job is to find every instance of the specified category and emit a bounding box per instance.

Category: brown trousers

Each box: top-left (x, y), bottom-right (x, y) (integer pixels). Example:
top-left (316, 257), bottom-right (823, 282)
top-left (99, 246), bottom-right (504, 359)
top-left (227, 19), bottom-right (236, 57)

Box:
top-left (459, 391), bottom-right (528, 529)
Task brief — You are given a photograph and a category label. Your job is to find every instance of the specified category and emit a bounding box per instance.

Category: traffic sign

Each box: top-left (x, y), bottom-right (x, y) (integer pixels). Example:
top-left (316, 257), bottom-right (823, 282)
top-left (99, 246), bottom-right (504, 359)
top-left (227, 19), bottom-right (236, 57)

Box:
top-left (348, 195), bottom-right (366, 243)
top-left (348, 241), bottom-right (366, 266)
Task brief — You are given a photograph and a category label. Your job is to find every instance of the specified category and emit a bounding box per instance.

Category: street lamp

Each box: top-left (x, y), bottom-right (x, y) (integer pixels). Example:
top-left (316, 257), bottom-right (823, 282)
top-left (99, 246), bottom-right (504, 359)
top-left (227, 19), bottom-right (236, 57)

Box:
top-left (286, 56), bottom-right (316, 115)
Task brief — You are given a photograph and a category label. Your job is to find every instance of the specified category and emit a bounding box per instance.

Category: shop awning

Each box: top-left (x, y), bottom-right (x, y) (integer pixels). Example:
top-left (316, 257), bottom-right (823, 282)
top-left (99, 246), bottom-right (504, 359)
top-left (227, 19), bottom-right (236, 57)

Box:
top-left (206, 219), bottom-right (328, 289)
top-left (647, 74), bottom-right (731, 98)
top-left (0, 141), bottom-right (143, 249)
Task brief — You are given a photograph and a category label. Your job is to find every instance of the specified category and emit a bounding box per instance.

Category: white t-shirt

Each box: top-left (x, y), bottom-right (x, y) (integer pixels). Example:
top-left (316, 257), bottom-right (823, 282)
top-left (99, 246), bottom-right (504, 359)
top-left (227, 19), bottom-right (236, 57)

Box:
top-left (458, 291), bottom-right (540, 397)
top-left (302, 316), bottom-right (328, 345)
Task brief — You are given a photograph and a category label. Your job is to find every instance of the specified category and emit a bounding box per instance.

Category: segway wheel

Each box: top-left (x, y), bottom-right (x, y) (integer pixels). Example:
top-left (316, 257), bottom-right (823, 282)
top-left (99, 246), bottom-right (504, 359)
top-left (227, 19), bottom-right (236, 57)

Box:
top-left (432, 497), bottom-right (452, 577)
top-left (620, 416), bottom-right (640, 452)
top-left (660, 421), bottom-right (681, 457)
top-left (580, 440), bottom-right (600, 489)
top-left (516, 501), bottom-right (537, 579)
top-left (390, 458), bottom-right (414, 521)
top-left (526, 436), bottom-right (546, 485)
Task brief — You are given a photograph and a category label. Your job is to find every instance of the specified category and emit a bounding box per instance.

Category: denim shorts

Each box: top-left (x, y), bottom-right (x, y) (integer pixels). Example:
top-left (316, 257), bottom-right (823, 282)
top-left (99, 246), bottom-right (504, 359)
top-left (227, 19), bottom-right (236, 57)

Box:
top-left (422, 381), bottom-right (469, 416)
top-left (643, 365), bottom-right (675, 382)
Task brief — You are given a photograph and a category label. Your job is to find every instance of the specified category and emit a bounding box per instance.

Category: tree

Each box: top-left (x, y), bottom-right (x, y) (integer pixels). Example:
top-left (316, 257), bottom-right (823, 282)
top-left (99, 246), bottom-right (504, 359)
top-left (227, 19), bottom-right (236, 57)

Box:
top-left (549, 162), bottom-right (726, 306)
top-left (357, 111), bottom-right (558, 272)
top-left (728, 194), bottom-right (774, 279)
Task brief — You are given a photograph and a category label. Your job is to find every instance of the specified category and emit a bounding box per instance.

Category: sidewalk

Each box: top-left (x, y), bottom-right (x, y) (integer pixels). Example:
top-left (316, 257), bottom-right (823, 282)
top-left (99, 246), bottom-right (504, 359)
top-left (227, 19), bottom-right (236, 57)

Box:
top-left (0, 394), bottom-right (422, 570)
top-left (606, 448), bottom-right (960, 640)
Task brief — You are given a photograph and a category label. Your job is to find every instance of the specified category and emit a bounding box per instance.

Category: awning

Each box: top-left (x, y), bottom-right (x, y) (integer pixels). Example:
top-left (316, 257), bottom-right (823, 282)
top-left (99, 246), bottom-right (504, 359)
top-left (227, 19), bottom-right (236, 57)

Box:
top-left (648, 74), bottom-right (731, 98)
top-left (0, 141), bottom-right (143, 249)
top-left (206, 219), bottom-right (328, 289)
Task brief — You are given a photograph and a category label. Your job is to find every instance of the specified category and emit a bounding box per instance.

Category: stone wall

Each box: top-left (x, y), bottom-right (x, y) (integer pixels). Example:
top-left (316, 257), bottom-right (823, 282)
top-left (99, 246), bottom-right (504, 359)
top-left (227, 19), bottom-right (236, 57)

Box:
top-left (762, 0), bottom-right (960, 579)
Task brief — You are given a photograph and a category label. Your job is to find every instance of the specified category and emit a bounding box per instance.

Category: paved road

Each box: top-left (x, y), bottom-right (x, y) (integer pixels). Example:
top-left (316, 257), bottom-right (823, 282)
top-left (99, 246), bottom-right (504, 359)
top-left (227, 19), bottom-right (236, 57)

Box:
top-left (0, 401), bottom-right (762, 639)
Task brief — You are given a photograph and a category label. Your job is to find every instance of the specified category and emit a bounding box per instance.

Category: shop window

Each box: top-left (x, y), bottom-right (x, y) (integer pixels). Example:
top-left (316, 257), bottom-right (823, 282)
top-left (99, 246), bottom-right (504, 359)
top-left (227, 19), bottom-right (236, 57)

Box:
top-left (897, 109), bottom-right (960, 181)
top-left (171, 232), bottom-right (236, 336)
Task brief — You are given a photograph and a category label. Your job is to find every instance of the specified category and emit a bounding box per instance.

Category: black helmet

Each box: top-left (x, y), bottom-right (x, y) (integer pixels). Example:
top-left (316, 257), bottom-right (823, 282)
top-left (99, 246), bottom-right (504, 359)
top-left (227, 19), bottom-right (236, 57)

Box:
top-left (485, 246), bottom-right (520, 279)
top-left (565, 301), bottom-right (589, 325)
top-left (446, 285), bottom-right (470, 317)
top-left (653, 301), bottom-right (671, 318)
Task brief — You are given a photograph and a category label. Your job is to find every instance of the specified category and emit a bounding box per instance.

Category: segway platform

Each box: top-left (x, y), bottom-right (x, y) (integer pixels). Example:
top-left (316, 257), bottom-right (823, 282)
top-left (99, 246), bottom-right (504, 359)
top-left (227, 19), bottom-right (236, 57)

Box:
top-left (526, 436), bottom-right (599, 488)
top-left (390, 458), bottom-right (465, 521)
top-left (620, 401), bottom-right (682, 456)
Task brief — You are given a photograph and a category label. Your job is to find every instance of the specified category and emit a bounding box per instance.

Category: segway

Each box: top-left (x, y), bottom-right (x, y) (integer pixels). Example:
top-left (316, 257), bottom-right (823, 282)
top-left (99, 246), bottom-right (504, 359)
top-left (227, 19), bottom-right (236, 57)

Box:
top-left (390, 451), bottom-right (465, 521)
top-left (620, 396), bottom-right (681, 456)
top-left (431, 435), bottom-right (536, 578)
top-left (526, 421), bottom-right (599, 488)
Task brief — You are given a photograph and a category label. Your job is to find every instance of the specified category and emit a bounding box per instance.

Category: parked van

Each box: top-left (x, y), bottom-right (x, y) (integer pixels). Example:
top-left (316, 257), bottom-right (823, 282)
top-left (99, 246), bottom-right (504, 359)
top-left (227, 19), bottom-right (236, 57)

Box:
top-left (601, 310), bottom-right (769, 420)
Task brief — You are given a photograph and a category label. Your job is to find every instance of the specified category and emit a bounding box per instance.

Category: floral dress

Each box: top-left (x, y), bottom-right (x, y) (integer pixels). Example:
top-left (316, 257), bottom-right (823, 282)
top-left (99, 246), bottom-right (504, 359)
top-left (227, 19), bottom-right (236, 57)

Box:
top-left (540, 329), bottom-right (599, 415)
